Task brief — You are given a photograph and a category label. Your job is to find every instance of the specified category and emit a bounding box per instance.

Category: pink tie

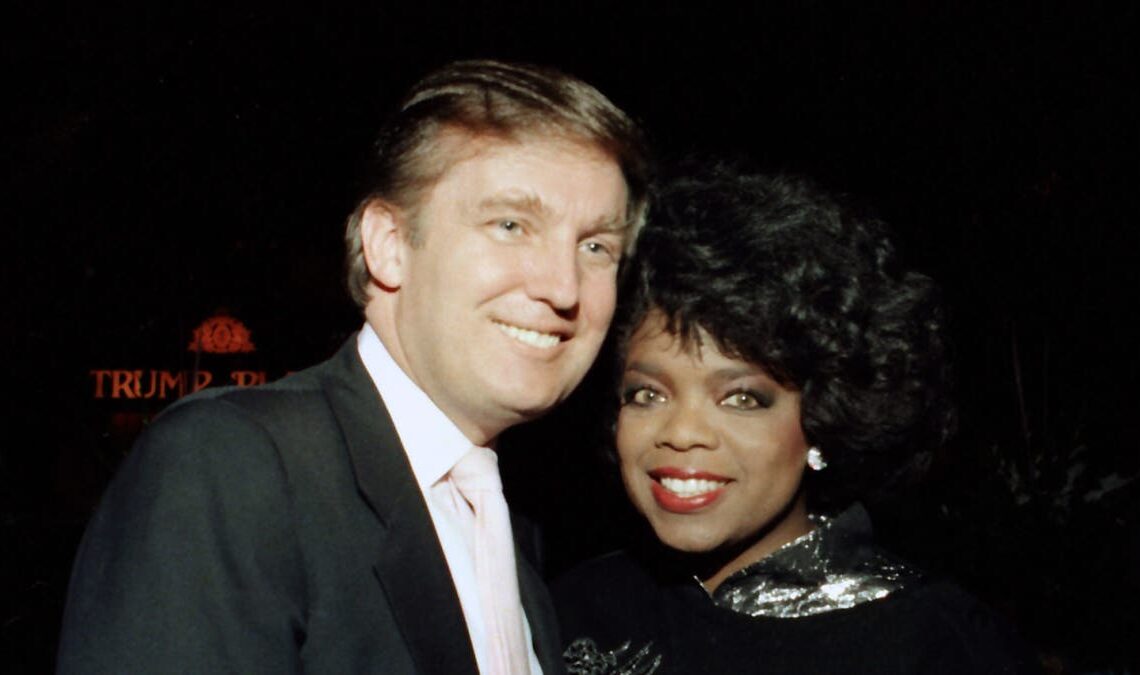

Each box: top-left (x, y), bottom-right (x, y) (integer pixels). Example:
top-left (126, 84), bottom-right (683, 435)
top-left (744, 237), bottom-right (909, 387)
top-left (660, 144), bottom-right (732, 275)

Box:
top-left (450, 447), bottom-right (532, 675)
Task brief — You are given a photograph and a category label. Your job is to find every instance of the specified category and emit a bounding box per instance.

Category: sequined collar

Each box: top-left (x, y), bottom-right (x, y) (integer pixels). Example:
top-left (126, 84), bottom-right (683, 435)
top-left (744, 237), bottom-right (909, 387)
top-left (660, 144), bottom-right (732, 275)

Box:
top-left (707, 504), bottom-right (921, 618)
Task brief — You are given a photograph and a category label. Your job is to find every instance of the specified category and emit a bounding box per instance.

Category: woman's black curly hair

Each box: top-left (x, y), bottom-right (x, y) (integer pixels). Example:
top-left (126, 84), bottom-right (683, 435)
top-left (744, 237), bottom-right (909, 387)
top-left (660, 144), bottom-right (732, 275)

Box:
top-left (613, 162), bottom-right (957, 509)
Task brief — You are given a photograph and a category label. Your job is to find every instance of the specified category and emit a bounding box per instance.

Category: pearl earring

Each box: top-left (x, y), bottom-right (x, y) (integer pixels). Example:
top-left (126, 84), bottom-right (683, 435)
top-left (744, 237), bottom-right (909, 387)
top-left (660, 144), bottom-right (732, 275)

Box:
top-left (806, 446), bottom-right (827, 471)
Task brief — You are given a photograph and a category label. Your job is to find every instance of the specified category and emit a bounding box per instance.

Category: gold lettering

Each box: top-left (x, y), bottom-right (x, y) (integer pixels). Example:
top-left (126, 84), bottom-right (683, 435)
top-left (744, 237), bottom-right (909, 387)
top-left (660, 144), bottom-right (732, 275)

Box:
top-left (229, 370), bottom-right (267, 387)
top-left (90, 370), bottom-right (112, 398)
top-left (90, 368), bottom-right (287, 399)
top-left (159, 370), bottom-right (184, 399)
top-left (138, 370), bottom-right (158, 398)
top-left (192, 370), bottom-right (213, 392)
top-left (111, 370), bottom-right (137, 399)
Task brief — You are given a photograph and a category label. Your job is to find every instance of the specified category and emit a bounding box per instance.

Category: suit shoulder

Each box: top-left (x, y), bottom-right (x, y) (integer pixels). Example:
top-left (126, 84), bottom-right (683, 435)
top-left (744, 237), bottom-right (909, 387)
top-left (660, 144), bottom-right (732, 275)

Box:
top-left (167, 358), bottom-right (327, 410)
top-left (116, 359), bottom-right (344, 499)
top-left (106, 396), bottom-right (292, 516)
top-left (154, 359), bottom-right (341, 442)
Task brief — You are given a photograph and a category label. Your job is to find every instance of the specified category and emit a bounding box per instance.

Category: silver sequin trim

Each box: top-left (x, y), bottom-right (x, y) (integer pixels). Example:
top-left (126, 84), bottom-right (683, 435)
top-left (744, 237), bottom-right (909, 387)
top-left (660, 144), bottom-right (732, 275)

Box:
top-left (564, 637), bottom-right (662, 675)
top-left (708, 504), bottom-right (922, 618)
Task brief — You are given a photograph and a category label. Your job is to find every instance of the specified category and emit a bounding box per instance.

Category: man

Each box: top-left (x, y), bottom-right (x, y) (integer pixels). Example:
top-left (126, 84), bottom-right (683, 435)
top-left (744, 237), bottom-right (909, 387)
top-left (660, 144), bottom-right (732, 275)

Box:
top-left (57, 59), bottom-right (649, 674)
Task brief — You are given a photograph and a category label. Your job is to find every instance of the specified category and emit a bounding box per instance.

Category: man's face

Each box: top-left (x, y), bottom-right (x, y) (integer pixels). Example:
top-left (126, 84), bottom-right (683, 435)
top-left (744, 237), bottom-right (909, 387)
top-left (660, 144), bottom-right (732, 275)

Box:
top-left (376, 135), bottom-right (629, 444)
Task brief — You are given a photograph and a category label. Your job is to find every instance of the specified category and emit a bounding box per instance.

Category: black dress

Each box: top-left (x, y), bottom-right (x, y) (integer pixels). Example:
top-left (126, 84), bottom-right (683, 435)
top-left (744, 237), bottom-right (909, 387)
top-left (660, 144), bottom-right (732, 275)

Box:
top-left (554, 506), bottom-right (1040, 674)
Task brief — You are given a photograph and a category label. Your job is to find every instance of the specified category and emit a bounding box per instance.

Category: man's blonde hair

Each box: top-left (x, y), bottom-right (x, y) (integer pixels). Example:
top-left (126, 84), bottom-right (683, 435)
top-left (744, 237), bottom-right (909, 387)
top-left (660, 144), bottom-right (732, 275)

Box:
top-left (344, 59), bottom-right (651, 307)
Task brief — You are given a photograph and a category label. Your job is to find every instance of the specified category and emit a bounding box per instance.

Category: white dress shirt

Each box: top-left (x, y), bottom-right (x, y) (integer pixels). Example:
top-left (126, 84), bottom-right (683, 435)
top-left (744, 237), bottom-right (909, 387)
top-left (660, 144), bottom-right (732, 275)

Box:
top-left (357, 325), bottom-right (543, 674)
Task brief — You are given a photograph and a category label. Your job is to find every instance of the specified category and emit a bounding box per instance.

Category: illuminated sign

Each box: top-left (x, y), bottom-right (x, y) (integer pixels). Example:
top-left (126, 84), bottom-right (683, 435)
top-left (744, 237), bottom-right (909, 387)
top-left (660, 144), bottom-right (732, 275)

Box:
top-left (187, 314), bottom-right (256, 354)
top-left (90, 313), bottom-right (275, 400)
top-left (89, 369), bottom-right (268, 400)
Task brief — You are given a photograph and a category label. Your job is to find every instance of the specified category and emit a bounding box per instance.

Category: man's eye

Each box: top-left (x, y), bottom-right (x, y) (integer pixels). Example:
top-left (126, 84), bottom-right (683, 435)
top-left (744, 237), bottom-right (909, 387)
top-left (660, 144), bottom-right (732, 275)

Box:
top-left (498, 220), bottom-right (521, 233)
top-left (580, 239), bottom-right (619, 261)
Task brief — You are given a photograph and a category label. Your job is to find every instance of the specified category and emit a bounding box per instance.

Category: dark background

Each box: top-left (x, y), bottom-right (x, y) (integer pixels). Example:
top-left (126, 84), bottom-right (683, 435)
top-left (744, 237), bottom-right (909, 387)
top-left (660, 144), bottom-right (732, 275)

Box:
top-left (5, 2), bottom-right (1137, 673)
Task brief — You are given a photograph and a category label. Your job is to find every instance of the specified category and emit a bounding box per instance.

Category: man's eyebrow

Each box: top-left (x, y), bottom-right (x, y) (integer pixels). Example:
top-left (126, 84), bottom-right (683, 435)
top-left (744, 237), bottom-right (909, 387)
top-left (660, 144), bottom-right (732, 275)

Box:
top-left (476, 192), bottom-right (550, 217)
top-left (476, 192), bottom-right (628, 237)
top-left (588, 215), bottom-right (628, 235)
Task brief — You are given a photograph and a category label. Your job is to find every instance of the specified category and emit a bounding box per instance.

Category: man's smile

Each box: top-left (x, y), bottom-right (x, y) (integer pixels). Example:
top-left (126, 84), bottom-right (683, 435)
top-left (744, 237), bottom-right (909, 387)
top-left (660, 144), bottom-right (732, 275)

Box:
top-left (493, 320), bottom-right (564, 349)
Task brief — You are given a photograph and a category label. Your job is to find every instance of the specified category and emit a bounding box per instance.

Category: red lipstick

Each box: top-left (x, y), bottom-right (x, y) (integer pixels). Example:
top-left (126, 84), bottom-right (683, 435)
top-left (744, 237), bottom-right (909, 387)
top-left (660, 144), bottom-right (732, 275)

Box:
top-left (647, 467), bottom-right (730, 513)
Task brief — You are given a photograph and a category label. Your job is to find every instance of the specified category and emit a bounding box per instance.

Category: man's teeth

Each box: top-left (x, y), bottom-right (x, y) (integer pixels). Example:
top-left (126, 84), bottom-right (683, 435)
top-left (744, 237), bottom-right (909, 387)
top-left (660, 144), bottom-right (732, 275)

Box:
top-left (495, 322), bottom-right (560, 349)
top-left (659, 477), bottom-right (727, 497)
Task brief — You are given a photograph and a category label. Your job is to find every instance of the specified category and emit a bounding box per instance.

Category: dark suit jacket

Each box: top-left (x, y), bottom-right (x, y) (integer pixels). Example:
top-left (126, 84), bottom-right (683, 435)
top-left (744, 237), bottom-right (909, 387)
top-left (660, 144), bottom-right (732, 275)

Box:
top-left (57, 337), bottom-right (565, 674)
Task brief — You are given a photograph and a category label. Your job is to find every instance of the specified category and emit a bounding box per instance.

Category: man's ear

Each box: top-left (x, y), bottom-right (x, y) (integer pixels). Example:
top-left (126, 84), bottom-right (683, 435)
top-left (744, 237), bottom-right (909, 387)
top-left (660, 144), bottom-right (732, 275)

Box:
top-left (360, 200), bottom-right (407, 290)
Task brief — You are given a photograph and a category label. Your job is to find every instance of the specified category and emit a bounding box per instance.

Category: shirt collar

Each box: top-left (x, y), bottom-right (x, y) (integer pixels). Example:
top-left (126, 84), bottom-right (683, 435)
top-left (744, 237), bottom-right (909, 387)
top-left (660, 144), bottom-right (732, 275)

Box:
top-left (356, 323), bottom-right (473, 490)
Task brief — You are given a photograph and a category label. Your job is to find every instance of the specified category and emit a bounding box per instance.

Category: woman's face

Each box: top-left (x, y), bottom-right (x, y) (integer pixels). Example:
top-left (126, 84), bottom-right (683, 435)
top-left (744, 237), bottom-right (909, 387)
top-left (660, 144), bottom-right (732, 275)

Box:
top-left (616, 311), bottom-right (813, 583)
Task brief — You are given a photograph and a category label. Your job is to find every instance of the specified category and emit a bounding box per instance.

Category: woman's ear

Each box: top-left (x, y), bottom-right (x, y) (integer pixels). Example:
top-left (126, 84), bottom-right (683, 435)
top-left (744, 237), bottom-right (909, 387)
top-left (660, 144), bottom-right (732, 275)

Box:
top-left (359, 200), bottom-right (406, 291)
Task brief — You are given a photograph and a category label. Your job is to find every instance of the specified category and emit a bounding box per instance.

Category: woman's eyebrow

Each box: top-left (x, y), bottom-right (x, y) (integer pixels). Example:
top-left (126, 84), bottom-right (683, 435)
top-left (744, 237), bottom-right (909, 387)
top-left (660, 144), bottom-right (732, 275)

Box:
top-left (711, 366), bottom-right (767, 382)
top-left (623, 360), bottom-right (663, 378)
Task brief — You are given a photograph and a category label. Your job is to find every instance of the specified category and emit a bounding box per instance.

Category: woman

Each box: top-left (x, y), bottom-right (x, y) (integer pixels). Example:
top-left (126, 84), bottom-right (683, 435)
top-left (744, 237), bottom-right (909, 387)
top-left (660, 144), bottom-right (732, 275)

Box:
top-left (554, 165), bottom-right (1038, 674)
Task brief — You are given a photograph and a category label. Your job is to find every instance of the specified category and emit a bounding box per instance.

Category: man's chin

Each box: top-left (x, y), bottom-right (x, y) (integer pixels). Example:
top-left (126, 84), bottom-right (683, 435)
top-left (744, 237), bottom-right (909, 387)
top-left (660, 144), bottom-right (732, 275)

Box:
top-left (506, 396), bottom-right (566, 422)
top-left (475, 366), bottom-right (593, 431)
top-left (492, 388), bottom-right (572, 424)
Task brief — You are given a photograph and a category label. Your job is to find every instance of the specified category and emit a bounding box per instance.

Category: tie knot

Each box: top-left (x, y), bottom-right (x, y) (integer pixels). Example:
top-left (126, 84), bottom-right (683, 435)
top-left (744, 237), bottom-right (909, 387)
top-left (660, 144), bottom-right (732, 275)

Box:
top-left (450, 446), bottom-right (503, 494)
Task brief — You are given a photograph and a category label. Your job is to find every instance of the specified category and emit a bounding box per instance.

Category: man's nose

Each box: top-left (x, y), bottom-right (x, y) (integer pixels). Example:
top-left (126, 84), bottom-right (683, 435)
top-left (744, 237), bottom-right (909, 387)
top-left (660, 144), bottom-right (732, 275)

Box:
top-left (525, 241), bottom-right (580, 311)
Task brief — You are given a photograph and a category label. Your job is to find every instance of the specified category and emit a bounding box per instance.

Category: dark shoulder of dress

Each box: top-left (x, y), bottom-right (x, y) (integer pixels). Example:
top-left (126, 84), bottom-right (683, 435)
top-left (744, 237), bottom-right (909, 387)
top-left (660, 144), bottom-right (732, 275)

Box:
top-left (553, 505), bottom-right (1042, 675)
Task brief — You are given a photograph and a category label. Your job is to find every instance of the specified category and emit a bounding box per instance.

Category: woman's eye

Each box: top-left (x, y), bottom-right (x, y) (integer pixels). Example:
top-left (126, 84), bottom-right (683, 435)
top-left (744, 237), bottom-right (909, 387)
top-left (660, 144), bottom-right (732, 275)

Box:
top-left (622, 387), bottom-right (663, 406)
top-left (498, 220), bottom-right (521, 233)
top-left (721, 390), bottom-right (768, 410)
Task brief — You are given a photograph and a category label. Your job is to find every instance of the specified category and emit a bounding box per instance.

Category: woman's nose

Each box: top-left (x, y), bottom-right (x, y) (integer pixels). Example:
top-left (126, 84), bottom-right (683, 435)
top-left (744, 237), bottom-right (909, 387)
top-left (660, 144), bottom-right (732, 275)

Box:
top-left (656, 401), bottom-right (717, 452)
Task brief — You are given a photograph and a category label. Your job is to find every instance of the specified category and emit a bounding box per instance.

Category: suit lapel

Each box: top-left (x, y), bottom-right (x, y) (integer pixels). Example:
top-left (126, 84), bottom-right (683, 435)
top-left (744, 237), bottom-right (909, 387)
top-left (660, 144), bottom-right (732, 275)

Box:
top-left (321, 340), bottom-right (479, 675)
top-left (517, 554), bottom-right (567, 674)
